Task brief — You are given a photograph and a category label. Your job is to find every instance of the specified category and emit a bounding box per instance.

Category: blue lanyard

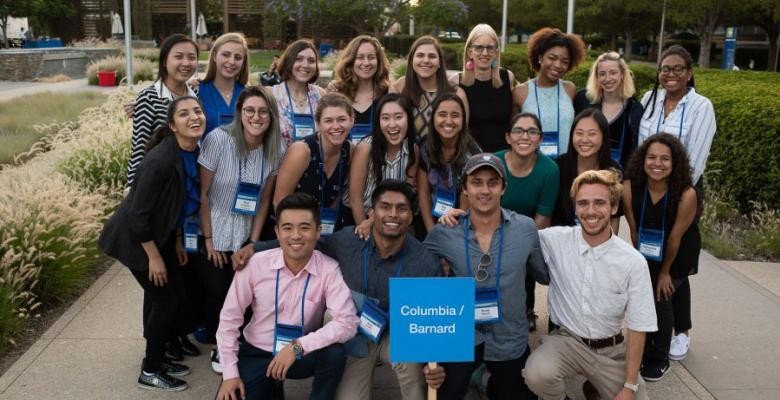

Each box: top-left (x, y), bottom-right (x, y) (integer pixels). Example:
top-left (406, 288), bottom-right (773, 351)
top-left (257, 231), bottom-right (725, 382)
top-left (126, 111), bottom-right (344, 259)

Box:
top-left (273, 268), bottom-right (312, 328)
top-left (656, 96), bottom-right (686, 139)
top-left (639, 186), bottom-right (669, 232)
top-left (362, 239), bottom-right (404, 297)
top-left (534, 78), bottom-right (560, 134)
top-left (239, 153), bottom-right (266, 186)
top-left (284, 82), bottom-right (314, 117)
top-left (317, 135), bottom-right (343, 209)
top-left (463, 214), bottom-right (504, 288)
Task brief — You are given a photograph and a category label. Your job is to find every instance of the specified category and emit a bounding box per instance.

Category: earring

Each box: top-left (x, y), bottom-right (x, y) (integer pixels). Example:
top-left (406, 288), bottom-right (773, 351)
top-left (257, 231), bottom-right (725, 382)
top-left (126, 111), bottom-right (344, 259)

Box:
top-left (491, 59), bottom-right (498, 68)
top-left (465, 60), bottom-right (475, 71)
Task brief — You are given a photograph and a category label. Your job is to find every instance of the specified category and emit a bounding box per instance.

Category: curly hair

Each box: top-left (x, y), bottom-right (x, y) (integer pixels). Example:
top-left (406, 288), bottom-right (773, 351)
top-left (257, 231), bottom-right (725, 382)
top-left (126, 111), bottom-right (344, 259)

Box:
top-left (332, 35), bottom-right (390, 101)
top-left (527, 27), bottom-right (585, 73)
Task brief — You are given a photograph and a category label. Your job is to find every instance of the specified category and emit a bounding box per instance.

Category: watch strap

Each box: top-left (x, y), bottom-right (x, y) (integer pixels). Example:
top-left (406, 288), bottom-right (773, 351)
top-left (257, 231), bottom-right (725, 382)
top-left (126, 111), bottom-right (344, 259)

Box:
top-left (623, 382), bottom-right (639, 392)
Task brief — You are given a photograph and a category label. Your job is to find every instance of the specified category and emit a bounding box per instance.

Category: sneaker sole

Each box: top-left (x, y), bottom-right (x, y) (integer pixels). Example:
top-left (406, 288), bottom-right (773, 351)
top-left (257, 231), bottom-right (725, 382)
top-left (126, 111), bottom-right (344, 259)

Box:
top-left (137, 382), bottom-right (188, 392)
top-left (166, 369), bottom-right (191, 377)
top-left (668, 352), bottom-right (688, 361)
top-left (642, 367), bottom-right (671, 382)
top-left (211, 363), bottom-right (223, 375)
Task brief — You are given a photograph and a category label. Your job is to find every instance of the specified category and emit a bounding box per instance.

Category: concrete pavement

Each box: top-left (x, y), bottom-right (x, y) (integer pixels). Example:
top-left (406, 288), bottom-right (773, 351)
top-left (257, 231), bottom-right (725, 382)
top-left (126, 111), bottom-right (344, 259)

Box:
top-left (0, 78), bottom-right (114, 102)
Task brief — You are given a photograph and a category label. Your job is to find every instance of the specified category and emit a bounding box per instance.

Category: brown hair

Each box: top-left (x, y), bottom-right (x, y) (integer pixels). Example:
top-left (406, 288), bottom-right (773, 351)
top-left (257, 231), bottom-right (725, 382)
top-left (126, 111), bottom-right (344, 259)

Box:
top-left (332, 35), bottom-right (390, 101)
top-left (315, 92), bottom-right (355, 124)
top-left (278, 39), bottom-right (319, 84)
top-left (402, 36), bottom-right (454, 107)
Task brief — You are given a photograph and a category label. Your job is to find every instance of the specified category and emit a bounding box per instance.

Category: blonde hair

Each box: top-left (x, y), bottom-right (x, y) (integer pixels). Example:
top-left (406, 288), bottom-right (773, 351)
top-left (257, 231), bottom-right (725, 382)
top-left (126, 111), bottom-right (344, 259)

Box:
top-left (461, 24), bottom-right (503, 88)
top-left (585, 52), bottom-right (635, 103)
top-left (204, 33), bottom-right (249, 85)
top-left (332, 35), bottom-right (390, 101)
top-left (570, 169), bottom-right (623, 208)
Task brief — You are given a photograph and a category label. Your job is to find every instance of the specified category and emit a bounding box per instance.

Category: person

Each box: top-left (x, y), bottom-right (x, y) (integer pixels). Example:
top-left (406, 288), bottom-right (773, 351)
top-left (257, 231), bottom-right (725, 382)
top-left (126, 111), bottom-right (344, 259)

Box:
top-left (99, 96), bottom-right (207, 392)
top-left (127, 34), bottom-right (198, 185)
top-left (348, 93), bottom-right (419, 235)
top-left (328, 35), bottom-right (391, 143)
top-left (233, 180), bottom-right (446, 400)
top-left (261, 55), bottom-right (282, 86)
top-left (523, 169), bottom-right (657, 400)
top-left (623, 134), bottom-right (700, 381)
top-left (198, 86), bottom-right (285, 373)
top-left (512, 27), bottom-right (585, 159)
top-left (551, 108), bottom-right (622, 232)
top-left (453, 24), bottom-right (515, 153)
top-left (573, 51), bottom-right (644, 168)
top-left (215, 193), bottom-right (359, 400)
top-left (199, 32), bottom-right (249, 136)
top-left (638, 45), bottom-right (715, 359)
top-left (417, 93), bottom-right (481, 233)
top-left (274, 92), bottom-right (355, 235)
top-left (390, 35), bottom-right (468, 139)
top-left (496, 112), bottom-right (560, 331)
top-left (425, 153), bottom-right (549, 400)
top-left (271, 39), bottom-right (327, 145)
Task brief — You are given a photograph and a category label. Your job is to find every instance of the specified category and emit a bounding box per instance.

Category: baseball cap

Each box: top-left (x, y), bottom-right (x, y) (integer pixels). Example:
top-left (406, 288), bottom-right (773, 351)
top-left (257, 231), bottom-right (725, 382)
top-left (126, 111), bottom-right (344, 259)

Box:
top-left (462, 153), bottom-right (506, 181)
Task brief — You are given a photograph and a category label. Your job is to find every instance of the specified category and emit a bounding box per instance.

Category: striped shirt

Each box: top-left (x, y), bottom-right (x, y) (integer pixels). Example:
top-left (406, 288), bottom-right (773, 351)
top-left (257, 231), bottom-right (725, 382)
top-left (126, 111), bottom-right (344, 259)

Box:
top-left (198, 128), bottom-right (285, 252)
top-left (348, 136), bottom-right (412, 213)
top-left (126, 81), bottom-right (196, 185)
top-left (639, 87), bottom-right (716, 184)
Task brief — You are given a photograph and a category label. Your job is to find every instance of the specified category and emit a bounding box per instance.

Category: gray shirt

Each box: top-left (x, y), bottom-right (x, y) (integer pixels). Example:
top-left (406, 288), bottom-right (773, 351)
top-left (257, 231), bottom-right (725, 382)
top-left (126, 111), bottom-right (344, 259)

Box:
top-left (424, 209), bottom-right (549, 361)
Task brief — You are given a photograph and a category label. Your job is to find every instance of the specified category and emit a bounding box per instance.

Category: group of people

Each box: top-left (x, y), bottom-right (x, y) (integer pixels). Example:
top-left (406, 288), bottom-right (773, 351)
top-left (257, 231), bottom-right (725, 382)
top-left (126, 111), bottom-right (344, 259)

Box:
top-left (99, 22), bottom-right (716, 400)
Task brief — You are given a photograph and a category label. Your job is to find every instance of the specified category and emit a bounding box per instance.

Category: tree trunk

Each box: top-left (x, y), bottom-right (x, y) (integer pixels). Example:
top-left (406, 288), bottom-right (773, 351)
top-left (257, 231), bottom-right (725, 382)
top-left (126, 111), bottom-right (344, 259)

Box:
top-left (766, 29), bottom-right (779, 72)
top-left (610, 34), bottom-right (617, 51)
top-left (696, 13), bottom-right (718, 68)
top-left (625, 31), bottom-right (633, 61)
top-left (132, 0), bottom-right (152, 40)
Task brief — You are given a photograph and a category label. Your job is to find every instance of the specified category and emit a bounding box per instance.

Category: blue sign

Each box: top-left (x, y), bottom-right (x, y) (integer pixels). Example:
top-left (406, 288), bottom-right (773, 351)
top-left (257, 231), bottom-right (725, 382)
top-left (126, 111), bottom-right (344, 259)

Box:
top-left (722, 27), bottom-right (737, 70)
top-left (389, 277), bottom-right (475, 363)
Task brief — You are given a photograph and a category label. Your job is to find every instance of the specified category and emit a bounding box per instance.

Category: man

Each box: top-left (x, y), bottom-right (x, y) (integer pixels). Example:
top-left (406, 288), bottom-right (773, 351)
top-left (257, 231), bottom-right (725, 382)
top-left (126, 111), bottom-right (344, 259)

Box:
top-left (216, 193), bottom-right (359, 400)
top-left (234, 180), bottom-right (445, 400)
top-left (424, 153), bottom-right (549, 400)
top-left (523, 170), bottom-right (657, 400)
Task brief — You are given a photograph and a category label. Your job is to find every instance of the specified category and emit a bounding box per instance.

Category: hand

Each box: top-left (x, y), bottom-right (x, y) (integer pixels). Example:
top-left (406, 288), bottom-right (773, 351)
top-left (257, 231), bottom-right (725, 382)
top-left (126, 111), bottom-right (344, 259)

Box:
top-left (231, 244), bottom-right (255, 271)
top-left (613, 387), bottom-right (636, 400)
top-left (354, 216), bottom-right (373, 240)
top-left (187, 76), bottom-right (201, 89)
top-left (206, 238), bottom-right (228, 269)
top-left (216, 377), bottom-right (245, 400)
top-left (656, 272), bottom-right (674, 302)
top-left (266, 345), bottom-right (296, 381)
top-left (422, 364), bottom-right (446, 390)
top-left (123, 101), bottom-right (136, 119)
top-left (438, 208), bottom-right (466, 227)
top-left (326, 80), bottom-right (339, 92)
top-left (175, 238), bottom-right (188, 266)
top-left (147, 255), bottom-right (167, 287)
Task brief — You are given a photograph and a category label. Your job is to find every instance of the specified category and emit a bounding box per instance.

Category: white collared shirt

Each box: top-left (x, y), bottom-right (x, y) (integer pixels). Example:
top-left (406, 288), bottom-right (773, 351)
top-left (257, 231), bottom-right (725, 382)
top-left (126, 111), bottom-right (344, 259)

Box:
top-left (539, 226), bottom-right (657, 339)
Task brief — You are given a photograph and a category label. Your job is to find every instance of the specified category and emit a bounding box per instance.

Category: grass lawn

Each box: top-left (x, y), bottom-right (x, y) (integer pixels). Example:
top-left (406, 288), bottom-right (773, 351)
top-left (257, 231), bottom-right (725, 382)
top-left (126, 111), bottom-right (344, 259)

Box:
top-left (199, 49), bottom-right (278, 72)
top-left (0, 92), bottom-right (107, 164)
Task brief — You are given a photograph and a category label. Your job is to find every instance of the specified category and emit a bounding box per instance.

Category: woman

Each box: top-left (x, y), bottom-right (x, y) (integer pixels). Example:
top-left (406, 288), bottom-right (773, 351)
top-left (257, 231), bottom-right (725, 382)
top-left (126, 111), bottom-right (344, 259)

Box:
top-left (274, 92), bottom-right (355, 235)
top-left (512, 27), bottom-right (585, 159)
top-left (271, 39), bottom-right (327, 145)
top-left (552, 108), bottom-right (622, 231)
top-left (389, 35), bottom-right (468, 139)
top-left (100, 96), bottom-right (206, 391)
top-left (349, 93), bottom-right (418, 233)
top-left (199, 32), bottom-right (249, 136)
top-left (453, 24), bottom-right (515, 153)
top-left (623, 133), bottom-right (700, 381)
top-left (328, 35), bottom-right (391, 143)
top-left (127, 34), bottom-right (198, 185)
top-left (197, 86), bottom-right (285, 373)
top-left (574, 51), bottom-right (644, 168)
top-left (417, 93), bottom-right (482, 232)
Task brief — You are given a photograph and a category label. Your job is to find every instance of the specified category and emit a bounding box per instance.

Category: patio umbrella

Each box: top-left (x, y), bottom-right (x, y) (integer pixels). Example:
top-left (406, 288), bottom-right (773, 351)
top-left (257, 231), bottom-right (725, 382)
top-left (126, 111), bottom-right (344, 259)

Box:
top-left (196, 13), bottom-right (208, 38)
top-left (111, 12), bottom-right (124, 35)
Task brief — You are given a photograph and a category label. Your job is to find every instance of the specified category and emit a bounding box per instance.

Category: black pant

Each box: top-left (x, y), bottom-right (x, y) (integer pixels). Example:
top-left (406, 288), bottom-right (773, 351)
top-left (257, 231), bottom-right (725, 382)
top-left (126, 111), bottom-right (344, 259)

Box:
top-left (190, 244), bottom-right (234, 344)
top-left (439, 344), bottom-right (537, 400)
top-left (643, 273), bottom-right (686, 368)
top-left (672, 277), bottom-right (692, 333)
top-left (526, 275), bottom-right (535, 313)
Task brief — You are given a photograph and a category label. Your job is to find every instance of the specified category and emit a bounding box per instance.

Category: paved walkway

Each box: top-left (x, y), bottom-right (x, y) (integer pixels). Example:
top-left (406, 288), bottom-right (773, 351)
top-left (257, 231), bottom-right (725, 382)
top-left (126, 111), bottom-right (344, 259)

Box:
top-left (0, 79), bottom-right (114, 102)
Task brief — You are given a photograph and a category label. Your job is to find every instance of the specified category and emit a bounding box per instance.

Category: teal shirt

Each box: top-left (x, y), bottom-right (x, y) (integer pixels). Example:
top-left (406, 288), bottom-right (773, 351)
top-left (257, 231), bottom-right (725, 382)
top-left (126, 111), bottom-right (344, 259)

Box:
top-left (497, 150), bottom-right (560, 218)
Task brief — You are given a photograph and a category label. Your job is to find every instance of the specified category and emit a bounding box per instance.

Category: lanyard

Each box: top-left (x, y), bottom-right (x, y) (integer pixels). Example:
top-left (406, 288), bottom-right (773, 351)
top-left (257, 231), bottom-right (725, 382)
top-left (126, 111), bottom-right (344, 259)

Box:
top-left (639, 186), bottom-right (669, 233)
top-left (285, 82), bottom-right (314, 116)
top-left (317, 135), bottom-right (343, 209)
top-left (362, 239), bottom-right (404, 297)
top-left (534, 78), bottom-right (561, 135)
top-left (181, 153), bottom-right (200, 218)
top-left (273, 268), bottom-right (312, 329)
top-left (239, 153), bottom-right (266, 186)
top-left (463, 214), bottom-right (504, 288)
top-left (656, 97), bottom-right (686, 139)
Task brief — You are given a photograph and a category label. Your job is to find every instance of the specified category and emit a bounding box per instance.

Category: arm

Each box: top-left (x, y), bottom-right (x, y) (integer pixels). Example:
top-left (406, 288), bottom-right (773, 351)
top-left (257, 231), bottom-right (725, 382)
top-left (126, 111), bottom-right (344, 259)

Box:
top-left (533, 214), bottom-right (551, 229)
top-left (563, 80), bottom-right (577, 101)
top-left (417, 165), bottom-right (435, 232)
top-left (349, 141), bottom-right (371, 224)
top-left (455, 86), bottom-right (470, 123)
top-left (388, 77), bottom-right (405, 94)
top-left (527, 230), bottom-right (550, 285)
top-left (199, 166), bottom-right (228, 268)
top-left (250, 174), bottom-right (276, 241)
top-left (511, 84), bottom-right (528, 117)
top-left (535, 162), bottom-right (560, 229)
top-left (140, 241), bottom-right (168, 287)
top-left (506, 70), bottom-right (517, 88)
top-left (622, 180), bottom-right (638, 247)
top-left (297, 264), bottom-right (359, 353)
top-left (656, 188), bottom-right (697, 301)
top-left (273, 142), bottom-right (310, 208)
top-left (406, 143), bottom-right (420, 187)
top-left (127, 90), bottom-right (156, 185)
top-left (615, 329), bottom-right (645, 400)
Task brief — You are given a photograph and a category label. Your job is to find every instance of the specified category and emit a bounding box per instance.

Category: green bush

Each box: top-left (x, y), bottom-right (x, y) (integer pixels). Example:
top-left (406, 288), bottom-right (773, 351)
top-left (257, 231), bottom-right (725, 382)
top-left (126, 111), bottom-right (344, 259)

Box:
top-left (122, 47), bottom-right (159, 63)
top-left (381, 35), bottom-right (419, 57)
top-left (85, 56), bottom-right (155, 85)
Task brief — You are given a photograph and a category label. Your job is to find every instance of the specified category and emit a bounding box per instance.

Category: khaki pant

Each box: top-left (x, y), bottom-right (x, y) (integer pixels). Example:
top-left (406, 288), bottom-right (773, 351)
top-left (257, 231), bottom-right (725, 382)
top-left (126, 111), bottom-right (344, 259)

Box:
top-left (334, 334), bottom-right (425, 400)
top-left (523, 328), bottom-right (648, 400)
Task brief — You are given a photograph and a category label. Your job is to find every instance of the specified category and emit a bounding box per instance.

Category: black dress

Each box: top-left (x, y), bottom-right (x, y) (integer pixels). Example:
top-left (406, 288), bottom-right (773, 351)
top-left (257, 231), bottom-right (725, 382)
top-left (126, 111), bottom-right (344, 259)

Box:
top-left (460, 69), bottom-right (513, 153)
top-left (574, 90), bottom-right (644, 168)
top-left (296, 134), bottom-right (354, 230)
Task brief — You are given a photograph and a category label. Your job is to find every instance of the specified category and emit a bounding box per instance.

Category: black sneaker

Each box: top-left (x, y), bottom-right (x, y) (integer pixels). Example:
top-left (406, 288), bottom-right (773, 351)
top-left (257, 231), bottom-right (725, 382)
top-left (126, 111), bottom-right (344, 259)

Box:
top-left (165, 340), bottom-right (184, 361)
top-left (137, 370), bottom-right (188, 392)
top-left (162, 359), bottom-right (191, 377)
top-left (641, 362), bottom-right (670, 382)
top-left (179, 335), bottom-right (201, 356)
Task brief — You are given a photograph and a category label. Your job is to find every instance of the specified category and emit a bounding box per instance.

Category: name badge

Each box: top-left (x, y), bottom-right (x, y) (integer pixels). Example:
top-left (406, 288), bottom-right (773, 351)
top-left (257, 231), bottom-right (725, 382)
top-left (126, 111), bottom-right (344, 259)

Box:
top-left (233, 181), bottom-right (261, 215)
top-left (350, 123), bottom-right (372, 144)
top-left (475, 287), bottom-right (501, 325)
top-left (359, 298), bottom-right (387, 343)
top-left (292, 113), bottom-right (315, 140)
top-left (183, 221), bottom-right (199, 253)
top-left (432, 186), bottom-right (456, 218)
top-left (274, 323), bottom-right (303, 354)
top-left (638, 227), bottom-right (664, 262)
top-left (320, 207), bottom-right (338, 236)
top-left (539, 131), bottom-right (559, 158)
top-left (610, 147), bottom-right (621, 166)
top-left (218, 113), bottom-right (234, 127)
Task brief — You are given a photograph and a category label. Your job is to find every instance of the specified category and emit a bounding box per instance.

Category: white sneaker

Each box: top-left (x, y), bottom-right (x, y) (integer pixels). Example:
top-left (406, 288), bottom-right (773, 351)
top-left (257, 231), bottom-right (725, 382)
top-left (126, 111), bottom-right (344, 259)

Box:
top-left (210, 349), bottom-right (223, 374)
top-left (669, 333), bottom-right (690, 360)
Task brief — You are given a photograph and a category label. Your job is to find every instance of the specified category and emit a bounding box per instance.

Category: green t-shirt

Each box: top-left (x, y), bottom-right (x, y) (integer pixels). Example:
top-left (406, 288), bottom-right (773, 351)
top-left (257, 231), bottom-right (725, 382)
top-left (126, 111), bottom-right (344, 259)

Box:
top-left (497, 150), bottom-right (560, 218)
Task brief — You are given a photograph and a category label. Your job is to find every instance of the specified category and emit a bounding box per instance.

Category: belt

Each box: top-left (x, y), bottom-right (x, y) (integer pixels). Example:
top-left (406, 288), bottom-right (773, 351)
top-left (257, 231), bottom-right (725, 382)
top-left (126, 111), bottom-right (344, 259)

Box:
top-left (580, 333), bottom-right (624, 349)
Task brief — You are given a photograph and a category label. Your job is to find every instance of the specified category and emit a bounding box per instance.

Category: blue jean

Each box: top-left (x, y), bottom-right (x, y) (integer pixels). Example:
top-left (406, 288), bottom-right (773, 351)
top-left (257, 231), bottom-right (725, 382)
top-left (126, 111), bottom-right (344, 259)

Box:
top-left (237, 342), bottom-right (346, 400)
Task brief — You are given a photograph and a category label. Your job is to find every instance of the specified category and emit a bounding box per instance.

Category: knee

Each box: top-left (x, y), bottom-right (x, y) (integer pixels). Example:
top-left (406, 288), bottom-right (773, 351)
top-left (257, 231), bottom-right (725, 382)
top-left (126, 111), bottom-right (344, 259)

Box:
top-left (523, 350), bottom-right (560, 394)
top-left (317, 343), bottom-right (346, 368)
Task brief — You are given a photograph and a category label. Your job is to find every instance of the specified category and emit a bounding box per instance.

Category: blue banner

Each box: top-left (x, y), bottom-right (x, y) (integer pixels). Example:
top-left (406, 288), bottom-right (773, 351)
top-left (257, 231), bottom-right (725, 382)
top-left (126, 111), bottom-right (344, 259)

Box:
top-left (722, 27), bottom-right (737, 70)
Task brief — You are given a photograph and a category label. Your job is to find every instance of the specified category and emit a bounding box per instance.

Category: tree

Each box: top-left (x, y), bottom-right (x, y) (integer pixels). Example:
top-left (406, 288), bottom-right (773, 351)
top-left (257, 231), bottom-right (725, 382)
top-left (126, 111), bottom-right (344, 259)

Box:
top-left (0, 0), bottom-right (35, 43)
top-left (670, 0), bottom-right (739, 68)
top-left (739, 0), bottom-right (780, 71)
top-left (412, 0), bottom-right (468, 34)
top-left (577, 0), bottom-right (659, 61)
top-left (0, 0), bottom-right (75, 41)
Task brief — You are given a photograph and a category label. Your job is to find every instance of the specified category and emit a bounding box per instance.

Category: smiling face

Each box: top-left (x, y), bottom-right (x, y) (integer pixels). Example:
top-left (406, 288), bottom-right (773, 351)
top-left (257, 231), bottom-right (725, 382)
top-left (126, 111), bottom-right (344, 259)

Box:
top-left (463, 168), bottom-right (505, 216)
top-left (275, 208), bottom-right (320, 268)
top-left (659, 54), bottom-right (692, 95)
top-left (412, 43), bottom-right (441, 80)
top-left (506, 116), bottom-right (542, 157)
top-left (597, 59), bottom-right (623, 95)
top-left (372, 191), bottom-right (413, 239)
top-left (241, 95), bottom-right (270, 140)
top-left (575, 182), bottom-right (617, 239)
top-left (169, 98), bottom-right (206, 140)
top-left (539, 45), bottom-right (570, 82)
top-left (318, 105), bottom-right (353, 148)
top-left (572, 116), bottom-right (603, 159)
top-left (467, 34), bottom-right (498, 70)
top-left (164, 42), bottom-right (198, 84)
top-left (644, 142), bottom-right (673, 183)
top-left (214, 41), bottom-right (245, 81)
top-left (353, 42), bottom-right (378, 81)
top-left (379, 101), bottom-right (408, 147)
top-left (292, 48), bottom-right (317, 84)
top-left (433, 99), bottom-right (463, 141)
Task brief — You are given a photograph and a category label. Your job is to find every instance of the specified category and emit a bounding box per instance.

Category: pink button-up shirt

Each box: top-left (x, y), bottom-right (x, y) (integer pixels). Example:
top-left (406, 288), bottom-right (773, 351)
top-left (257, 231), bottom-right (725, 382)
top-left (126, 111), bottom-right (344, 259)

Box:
top-left (217, 248), bottom-right (359, 379)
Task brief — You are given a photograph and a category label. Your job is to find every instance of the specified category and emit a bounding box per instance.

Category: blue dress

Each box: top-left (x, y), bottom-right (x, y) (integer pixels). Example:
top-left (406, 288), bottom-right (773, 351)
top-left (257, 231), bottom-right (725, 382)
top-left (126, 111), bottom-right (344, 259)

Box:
top-left (199, 80), bottom-right (245, 137)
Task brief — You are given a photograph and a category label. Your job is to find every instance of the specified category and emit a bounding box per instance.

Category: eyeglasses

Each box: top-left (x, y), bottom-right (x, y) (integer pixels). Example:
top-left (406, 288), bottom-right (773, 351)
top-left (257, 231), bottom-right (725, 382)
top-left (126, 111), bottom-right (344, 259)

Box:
top-left (509, 127), bottom-right (542, 138)
top-left (475, 253), bottom-right (491, 282)
top-left (659, 64), bottom-right (688, 75)
top-left (470, 45), bottom-right (498, 55)
top-left (242, 107), bottom-right (270, 118)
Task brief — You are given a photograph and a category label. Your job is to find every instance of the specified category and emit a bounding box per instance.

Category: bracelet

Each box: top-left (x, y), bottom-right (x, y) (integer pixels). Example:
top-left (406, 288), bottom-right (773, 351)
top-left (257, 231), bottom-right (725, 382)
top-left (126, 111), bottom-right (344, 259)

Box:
top-left (623, 382), bottom-right (638, 393)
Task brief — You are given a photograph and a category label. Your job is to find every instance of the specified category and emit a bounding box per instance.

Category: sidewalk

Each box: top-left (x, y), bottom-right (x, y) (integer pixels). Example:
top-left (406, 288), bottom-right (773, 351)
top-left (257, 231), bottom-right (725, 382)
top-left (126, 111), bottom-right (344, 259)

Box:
top-left (0, 78), bottom-right (114, 102)
top-left (0, 247), bottom-right (777, 399)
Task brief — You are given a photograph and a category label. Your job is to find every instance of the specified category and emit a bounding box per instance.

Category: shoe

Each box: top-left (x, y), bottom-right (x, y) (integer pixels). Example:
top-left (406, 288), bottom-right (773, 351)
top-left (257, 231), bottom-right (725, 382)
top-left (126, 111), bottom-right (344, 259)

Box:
top-left (179, 335), bottom-right (201, 357)
top-left (162, 358), bottom-right (190, 377)
top-left (527, 311), bottom-right (538, 332)
top-left (641, 362), bottom-right (670, 382)
top-left (669, 333), bottom-right (690, 361)
top-left (211, 348), bottom-right (223, 374)
top-left (137, 370), bottom-right (188, 392)
top-left (194, 325), bottom-right (210, 344)
top-left (165, 340), bottom-right (184, 361)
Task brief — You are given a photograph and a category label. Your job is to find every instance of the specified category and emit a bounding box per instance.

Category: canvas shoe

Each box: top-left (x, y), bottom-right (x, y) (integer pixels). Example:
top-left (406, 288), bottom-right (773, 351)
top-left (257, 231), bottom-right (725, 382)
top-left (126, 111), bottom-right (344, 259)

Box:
top-left (211, 348), bottom-right (223, 374)
top-left (137, 370), bottom-right (188, 392)
top-left (669, 333), bottom-right (690, 361)
top-left (162, 359), bottom-right (190, 377)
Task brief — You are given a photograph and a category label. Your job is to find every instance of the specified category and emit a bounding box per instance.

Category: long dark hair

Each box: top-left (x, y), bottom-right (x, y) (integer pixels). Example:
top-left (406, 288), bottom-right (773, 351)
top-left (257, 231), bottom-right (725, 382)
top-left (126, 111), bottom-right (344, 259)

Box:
top-left (370, 93), bottom-right (417, 185)
top-left (425, 93), bottom-right (477, 171)
top-left (643, 45), bottom-right (696, 121)
top-left (567, 108), bottom-right (612, 167)
top-left (145, 96), bottom-right (202, 152)
top-left (624, 133), bottom-right (697, 218)
top-left (157, 34), bottom-right (198, 85)
top-left (278, 39), bottom-right (319, 84)
top-left (402, 36), bottom-right (454, 107)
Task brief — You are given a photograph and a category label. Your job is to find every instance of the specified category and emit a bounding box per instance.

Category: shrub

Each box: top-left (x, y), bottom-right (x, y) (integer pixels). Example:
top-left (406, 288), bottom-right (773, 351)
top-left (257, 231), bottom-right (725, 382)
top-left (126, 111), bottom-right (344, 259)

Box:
top-left (85, 56), bottom-right (155, 85)
top-left (381, 35), bottom-right (418, 57)
top-left (122, 47), bottom-right (160, 63)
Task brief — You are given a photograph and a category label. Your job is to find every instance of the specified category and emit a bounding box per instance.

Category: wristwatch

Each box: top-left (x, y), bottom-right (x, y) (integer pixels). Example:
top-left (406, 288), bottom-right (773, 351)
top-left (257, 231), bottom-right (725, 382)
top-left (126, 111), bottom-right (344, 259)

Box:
top-left (291, 340), bottom-right (304, 360)
top-left (623, 382), bottom-right (639, 393)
